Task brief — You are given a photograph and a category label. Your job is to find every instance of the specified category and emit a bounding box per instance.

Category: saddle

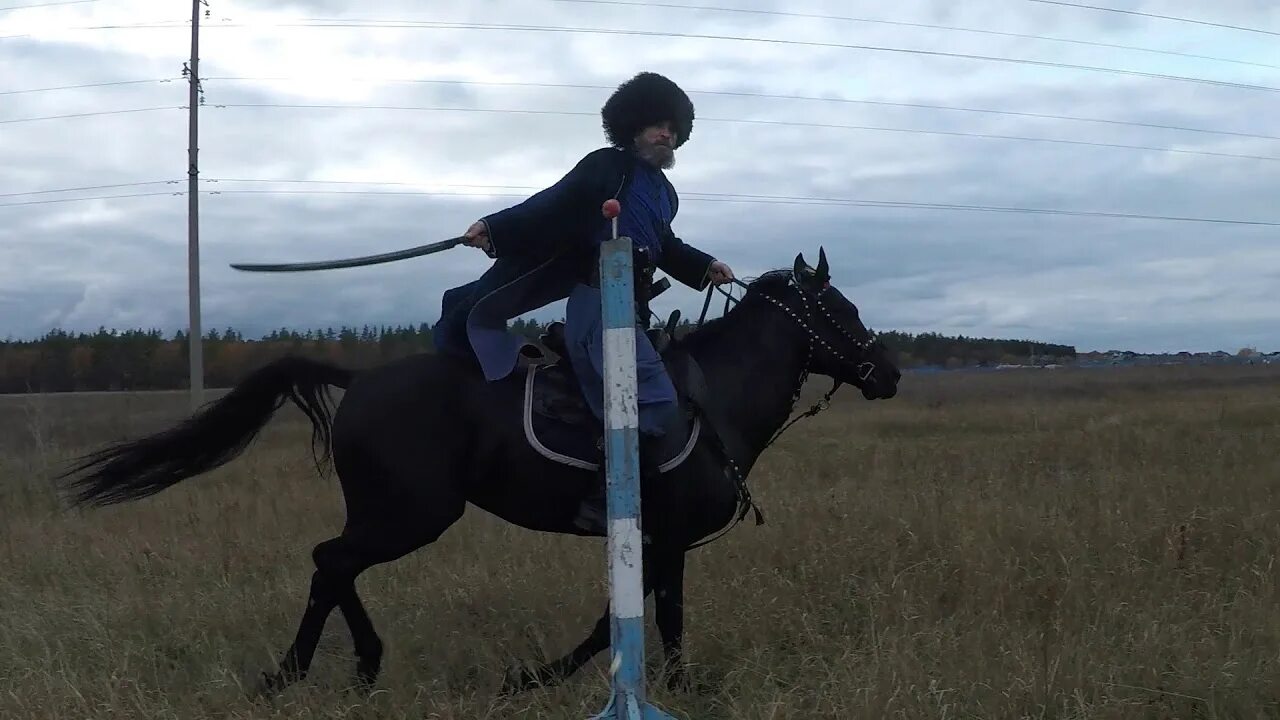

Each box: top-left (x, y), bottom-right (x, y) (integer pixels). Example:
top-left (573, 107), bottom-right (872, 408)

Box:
top-left (522, 306), bottom-right (701, 474)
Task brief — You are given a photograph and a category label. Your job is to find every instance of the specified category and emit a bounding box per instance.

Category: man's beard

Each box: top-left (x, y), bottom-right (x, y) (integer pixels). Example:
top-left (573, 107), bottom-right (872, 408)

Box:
top-left (635, 138), bottom-right (676, 169)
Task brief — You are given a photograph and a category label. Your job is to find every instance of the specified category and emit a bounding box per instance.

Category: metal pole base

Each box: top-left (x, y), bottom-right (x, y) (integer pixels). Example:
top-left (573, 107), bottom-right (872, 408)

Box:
top-left (588, 692), bottom-right (680, 720)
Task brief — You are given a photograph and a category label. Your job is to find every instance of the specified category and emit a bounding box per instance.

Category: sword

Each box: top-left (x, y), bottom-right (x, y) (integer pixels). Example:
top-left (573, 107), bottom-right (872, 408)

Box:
top-left (229, 236), bottom-right (466, 273)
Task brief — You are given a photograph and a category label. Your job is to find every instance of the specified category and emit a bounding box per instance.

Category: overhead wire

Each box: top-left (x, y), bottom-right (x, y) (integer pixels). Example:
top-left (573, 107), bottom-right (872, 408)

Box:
top-left (9, 19), bottom-right (185, 30)
top-left (5, 181), bottom-right (1278, 228)
top-left (0, 106), bottom-right (186, 124)
top-left (18, 4), bottom-right (1277, 69)
top-left (204, 76), bottom-right (1280, 142)
top-left (1022, 0), bottom-right (1280, 37)
top-left (203, 178), bottom-right (538, 191)
top-left (549, 0), bottom-right (1280, 70)
top-left (60, 18), bottom-right (1280, 94)
top-left (0, 191), bottom-right (183, 207)
top-left (206, 102), bottom-right (1280, 164)
top-left (0, 0), bottom-right (96, 11)
top-left (3, 73), bottom-right (1269, 145)
top-left (192, 182), bottom-right (1280, 226)
top-left (0, 180), bottom-right (180, 198)
top-left (243, 20), bottom-right (1280, 93)
top-left (0, 78), bottom-right (179, 95)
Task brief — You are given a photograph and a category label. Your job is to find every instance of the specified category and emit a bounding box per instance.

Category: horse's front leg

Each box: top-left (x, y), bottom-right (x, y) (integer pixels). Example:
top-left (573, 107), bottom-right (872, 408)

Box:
top-left (651, 548), bottom-right (689, 691)
top-left (501, 605), bottom-right (615, 694)
top-left (501, 548), bottom-right (673, 695)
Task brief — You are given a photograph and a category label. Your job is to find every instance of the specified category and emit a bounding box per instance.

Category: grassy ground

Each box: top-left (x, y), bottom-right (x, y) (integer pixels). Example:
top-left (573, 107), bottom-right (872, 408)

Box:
top-left (2, 365), bottom-right (1279, 719)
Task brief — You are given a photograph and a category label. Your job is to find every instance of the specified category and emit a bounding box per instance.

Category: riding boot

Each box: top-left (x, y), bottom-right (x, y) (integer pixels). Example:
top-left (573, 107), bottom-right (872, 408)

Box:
top-left (572, 435), bottom-right (664, 533)
top-left (572, 453), bottom-right (609, 533)
top-left (638, 433), bottom-right (664, 487)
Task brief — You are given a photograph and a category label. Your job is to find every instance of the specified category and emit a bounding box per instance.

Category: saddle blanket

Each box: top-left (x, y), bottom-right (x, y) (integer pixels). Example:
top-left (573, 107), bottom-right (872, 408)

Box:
top-left (522, 363), bottom-right (700, 473)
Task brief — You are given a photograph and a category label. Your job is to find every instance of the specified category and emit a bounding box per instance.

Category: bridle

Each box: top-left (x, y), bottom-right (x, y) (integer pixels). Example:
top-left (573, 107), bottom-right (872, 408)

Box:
top-left (682, 272), bottom-right (881, 550)
top-left (699, 273), bottom-right (881, 439)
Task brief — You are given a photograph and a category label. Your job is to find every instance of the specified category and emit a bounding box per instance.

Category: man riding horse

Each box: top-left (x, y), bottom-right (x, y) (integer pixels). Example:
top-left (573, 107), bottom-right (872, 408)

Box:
top-left (432, 71), bottom-right (735, 531)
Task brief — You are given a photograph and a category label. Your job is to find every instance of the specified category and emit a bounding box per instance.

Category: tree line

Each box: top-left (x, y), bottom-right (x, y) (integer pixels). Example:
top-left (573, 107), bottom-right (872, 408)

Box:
top-left (0, 322), bottom-right (1075, 393)
top-left (871, 330), bottom-right (1076, 369)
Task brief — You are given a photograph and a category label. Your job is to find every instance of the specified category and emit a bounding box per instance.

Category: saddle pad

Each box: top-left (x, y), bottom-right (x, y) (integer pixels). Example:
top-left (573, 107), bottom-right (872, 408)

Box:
top-left (523, 364), bottom-right (700, 473)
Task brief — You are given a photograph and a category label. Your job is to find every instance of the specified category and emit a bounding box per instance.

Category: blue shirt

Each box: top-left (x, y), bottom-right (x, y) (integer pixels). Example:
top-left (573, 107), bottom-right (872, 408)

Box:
top-left (605, 159), bottom-right (672, 262)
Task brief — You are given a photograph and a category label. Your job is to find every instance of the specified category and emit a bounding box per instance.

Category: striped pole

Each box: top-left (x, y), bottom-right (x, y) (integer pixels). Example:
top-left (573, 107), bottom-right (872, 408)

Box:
top-left (591, 199), bottom-right (678, 720)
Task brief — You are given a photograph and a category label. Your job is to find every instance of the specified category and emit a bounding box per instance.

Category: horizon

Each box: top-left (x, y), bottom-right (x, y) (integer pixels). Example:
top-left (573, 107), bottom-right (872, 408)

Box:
top-left (4, 316), bottom-right (1275, 357)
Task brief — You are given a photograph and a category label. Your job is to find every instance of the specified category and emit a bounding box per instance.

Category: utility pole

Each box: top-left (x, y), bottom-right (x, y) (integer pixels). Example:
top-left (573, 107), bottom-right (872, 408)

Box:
top-left (186, 0), bottom-right (205, 412)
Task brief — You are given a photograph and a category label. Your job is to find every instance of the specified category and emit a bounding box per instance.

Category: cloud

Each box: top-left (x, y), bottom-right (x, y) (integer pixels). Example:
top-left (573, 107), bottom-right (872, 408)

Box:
top-left (2, 0), bottom-right (1278, 353)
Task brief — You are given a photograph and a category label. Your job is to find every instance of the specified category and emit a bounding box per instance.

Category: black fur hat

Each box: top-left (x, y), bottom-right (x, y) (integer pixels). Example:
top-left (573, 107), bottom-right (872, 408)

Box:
top-left (601, 72), bottom-right (695, 149)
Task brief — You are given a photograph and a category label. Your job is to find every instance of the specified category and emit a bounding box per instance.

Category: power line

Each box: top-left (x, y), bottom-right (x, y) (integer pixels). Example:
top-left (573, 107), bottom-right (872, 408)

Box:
top-left (725, 118), bottom-right (1280, 162)
top-left (0, 106), bottom-right (186, 124)
top-left (0, 19), bottom-right (183, 40)
top-left (205, 76), bottom-right (1280, 142)
top-left (31, 11), bottom-right (1280, 69)
top-left (108, 19), bottom-right (1280, 94)
top-left (550, 0), bottom-right (1280, 71)
top-left (208, 102), bottom-right (1280, 163)
top-left (0, 78), bottom-right (179, 95)
top-left (26, 19), bottom-right (186, 29)
top-left (5, 101), bottom-right (1262, 204)
top-left (195, 181), bottom-right (1280, 226)
top-left (205, 188), bottom-right (528, 199)
top-left (687, 196), bottom-right (1280, 227)
top-left (205, 178), bottom-right (539, 191)
top-left (5, 183), bottom-right (1277, 227)
top-left (183, 189), bottom-right (1280, 226)
top-left (0, 191), bottom-right (182, 207)
top-left (0, 180), bottom-right (180, 198)
top-left (0, 0), bottom-right (96, 11)
top-left (1023, 0), bottom-right (1280, 37)
top-left (5, 73), bottom-right (1269, 144)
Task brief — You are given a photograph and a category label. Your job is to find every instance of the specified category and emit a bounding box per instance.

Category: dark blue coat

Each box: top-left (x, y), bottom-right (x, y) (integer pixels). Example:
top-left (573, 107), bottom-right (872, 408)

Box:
top-left (433, 146), bottom-right (717, 381)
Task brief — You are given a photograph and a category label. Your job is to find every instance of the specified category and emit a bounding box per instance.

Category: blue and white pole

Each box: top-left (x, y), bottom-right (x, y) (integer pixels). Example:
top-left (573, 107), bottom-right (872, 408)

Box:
top-left (590, 199), bottom-right (678, 720)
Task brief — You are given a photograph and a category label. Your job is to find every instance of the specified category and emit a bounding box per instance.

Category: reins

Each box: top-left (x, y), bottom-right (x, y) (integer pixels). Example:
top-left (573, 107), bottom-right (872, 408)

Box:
top-left (698, 278), bottom-right (845, 450)
top-left (683, 276), bottom-right (861, 551)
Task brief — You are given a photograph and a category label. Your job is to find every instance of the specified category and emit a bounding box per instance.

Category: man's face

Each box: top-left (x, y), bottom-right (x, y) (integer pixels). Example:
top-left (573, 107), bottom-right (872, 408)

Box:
top-left (635, 121), bottom-right (676, 169)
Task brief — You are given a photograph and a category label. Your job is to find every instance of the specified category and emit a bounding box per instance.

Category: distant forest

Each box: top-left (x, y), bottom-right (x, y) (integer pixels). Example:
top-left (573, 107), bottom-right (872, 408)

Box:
top-left (0, 321), bottom-right (1076, 393)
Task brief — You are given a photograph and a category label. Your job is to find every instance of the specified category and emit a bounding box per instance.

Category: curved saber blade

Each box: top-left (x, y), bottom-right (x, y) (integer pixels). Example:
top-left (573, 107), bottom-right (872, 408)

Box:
top-left (229, 236), bottom-right (466, 273)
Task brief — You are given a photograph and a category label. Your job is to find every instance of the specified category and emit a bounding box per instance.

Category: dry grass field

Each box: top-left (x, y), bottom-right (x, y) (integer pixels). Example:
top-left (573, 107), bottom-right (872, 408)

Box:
top-left (2, 364), bottom-right (1279, 719)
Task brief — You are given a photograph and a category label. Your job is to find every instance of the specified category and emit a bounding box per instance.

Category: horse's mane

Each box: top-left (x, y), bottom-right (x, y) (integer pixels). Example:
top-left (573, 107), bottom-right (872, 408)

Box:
top-left (673, 269), bottom-right (792, 351)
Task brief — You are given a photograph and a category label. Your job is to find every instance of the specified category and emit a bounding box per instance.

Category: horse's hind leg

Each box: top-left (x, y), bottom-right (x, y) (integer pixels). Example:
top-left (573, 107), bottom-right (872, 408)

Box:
top-left (335, 581), bottom-right (383, 688)
top-left (260, 495), bottom-right (465, 693)
top-left (257, 537), bottom-right (354, 693)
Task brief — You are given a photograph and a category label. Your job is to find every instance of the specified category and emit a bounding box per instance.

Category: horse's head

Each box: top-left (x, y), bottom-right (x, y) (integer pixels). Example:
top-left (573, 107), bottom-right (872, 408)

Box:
top-left (748, 247), bottom-right (900, 400)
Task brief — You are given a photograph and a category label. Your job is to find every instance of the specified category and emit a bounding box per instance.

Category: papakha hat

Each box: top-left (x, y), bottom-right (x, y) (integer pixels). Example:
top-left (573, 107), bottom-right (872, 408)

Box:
top-left (601, 71), bottom-right (695, 149)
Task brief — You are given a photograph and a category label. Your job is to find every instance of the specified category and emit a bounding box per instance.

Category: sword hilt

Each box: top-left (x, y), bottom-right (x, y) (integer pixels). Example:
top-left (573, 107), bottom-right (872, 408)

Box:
top-left (602, 199), bottom-right (621, 240)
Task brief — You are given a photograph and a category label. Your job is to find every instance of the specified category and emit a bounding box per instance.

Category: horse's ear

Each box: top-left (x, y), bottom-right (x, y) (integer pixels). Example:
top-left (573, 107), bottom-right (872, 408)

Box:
top-left (793, 253), bottom-right (809, 281)
top-left (816, 247), bottom-right (830, 283)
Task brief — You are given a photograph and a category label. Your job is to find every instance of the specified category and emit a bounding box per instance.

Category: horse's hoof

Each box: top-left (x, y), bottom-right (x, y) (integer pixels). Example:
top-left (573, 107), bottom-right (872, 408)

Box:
top-left (252, 671), bottom-right (283, 699)
top-left (253, 668), bottom-right (303, 698)
top-left (351, 661), bottom-right (380, 695)
top-left (499, 664), bottom-right (541, 696)
top-left (664, 667), bottom-right (692, 693)
top-left (345, 680), bottom-right (376, 698)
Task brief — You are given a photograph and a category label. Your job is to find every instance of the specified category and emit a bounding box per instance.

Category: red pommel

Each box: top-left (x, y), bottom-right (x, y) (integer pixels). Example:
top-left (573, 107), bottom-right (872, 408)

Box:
top-left (602, 199), bottom-right (621, 219)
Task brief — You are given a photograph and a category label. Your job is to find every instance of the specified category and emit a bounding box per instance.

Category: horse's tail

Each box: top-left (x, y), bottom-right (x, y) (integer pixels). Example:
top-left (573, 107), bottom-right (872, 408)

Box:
top-left (58, 355), bottom-right (353, 508)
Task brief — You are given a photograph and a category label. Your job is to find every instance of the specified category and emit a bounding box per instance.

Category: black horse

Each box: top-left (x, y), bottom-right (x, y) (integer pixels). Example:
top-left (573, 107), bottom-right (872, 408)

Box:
top-left (57, 248), bottom-right (900, 695)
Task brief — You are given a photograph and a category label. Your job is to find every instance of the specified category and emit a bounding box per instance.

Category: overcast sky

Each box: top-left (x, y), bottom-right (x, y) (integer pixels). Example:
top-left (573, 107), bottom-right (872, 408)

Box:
top-left (2, 0), bottom-right (1278, 353)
